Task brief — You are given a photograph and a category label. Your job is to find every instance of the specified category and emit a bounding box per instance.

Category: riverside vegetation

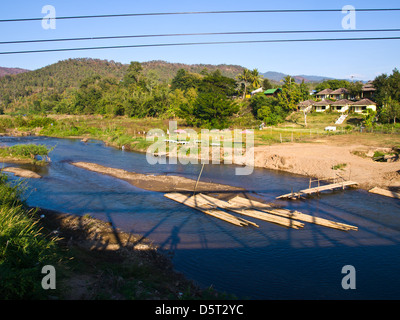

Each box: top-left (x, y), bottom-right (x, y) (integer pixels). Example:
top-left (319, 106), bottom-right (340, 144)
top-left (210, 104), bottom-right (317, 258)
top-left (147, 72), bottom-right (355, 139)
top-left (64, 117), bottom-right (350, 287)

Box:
top-left (0, 169), bottom-right (233, 300)
top-left (1, 58), bottom-right (400, 299)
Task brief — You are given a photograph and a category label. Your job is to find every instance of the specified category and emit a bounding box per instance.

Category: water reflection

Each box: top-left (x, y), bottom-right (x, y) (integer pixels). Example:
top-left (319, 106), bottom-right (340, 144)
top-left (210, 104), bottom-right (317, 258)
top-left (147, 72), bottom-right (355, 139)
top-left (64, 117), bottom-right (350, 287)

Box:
top-left (1, 136), bottom-right (400, 299)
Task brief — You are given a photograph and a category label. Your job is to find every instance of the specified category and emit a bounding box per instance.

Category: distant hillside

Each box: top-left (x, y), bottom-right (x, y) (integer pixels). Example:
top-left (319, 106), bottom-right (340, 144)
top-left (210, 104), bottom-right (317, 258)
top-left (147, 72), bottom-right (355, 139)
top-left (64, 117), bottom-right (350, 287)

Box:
top-left (0, 67), bottom-right (29, 77)
top-left (0, 58), bottom-right (128, 99)
top-left (0, 58), bottom-right (347, 105)
top-left (0, 58), bottom-right (249, 106)
top-left (142, 60), bottom-right (244, 82)
top-left (261, 71), bottom-right (334, 83)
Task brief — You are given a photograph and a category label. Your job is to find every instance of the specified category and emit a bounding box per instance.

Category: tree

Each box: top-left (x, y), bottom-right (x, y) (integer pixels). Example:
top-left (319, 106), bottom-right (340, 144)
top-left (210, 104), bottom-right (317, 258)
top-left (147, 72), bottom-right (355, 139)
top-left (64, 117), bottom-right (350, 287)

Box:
top-left (347, 81), bottom-right (363, 100)
top-left (250, 93), bottom-right (284, 125)
top-left (192, 92), bottom-right (239, 129)
top-left (362, 109), bottom-right (377, 128)
top-left (122, 61), bottom-right (143, 86)
top-left (374, 68), bottom-right (400, 123)
top-left (381, 96), bottom-right (400, 124)
top-left (315, 79), bottom-right (351, 92)
top-left (250, 69), bottom-right (262, 90)
top-left (299, 80), bottom-right (310, 101)
top-left (262, 78), bottom-right (273, 90)
top-left (198, 70), bottom-right (236, 96)
top-left (170, 69), bottom-right (201, 91)
top-left (277, 76), bottom-right (301, 112)
top-left (237, 68), bottom-right (252, 99)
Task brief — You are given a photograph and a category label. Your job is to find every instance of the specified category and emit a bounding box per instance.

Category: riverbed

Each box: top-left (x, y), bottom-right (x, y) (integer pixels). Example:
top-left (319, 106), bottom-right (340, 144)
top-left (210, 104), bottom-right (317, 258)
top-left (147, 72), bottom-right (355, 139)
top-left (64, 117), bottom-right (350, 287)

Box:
top-left (1, 136), bottom-right (400, 299)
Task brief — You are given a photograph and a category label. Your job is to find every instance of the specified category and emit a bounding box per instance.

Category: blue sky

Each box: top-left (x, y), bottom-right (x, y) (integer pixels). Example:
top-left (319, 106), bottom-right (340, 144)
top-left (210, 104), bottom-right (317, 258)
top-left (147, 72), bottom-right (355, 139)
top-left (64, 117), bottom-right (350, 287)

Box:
top-left (0, 0), bottom-right (399, 80)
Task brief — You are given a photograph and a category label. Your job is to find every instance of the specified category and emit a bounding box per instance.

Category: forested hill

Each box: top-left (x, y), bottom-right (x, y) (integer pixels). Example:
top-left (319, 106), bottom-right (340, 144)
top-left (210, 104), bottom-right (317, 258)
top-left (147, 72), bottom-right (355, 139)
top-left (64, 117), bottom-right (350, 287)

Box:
top-left (0, 58), bottom-right (128, 99)
top-left (0, 58), bottom-right (245, 100)
top-left (141, 60), bottom-right (244, 82)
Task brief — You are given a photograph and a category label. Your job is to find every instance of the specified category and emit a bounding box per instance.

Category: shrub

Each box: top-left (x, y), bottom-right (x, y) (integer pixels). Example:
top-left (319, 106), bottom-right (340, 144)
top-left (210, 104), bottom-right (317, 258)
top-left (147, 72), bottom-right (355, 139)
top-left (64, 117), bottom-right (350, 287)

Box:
top-left (0, 175), bottom-right (59, 299)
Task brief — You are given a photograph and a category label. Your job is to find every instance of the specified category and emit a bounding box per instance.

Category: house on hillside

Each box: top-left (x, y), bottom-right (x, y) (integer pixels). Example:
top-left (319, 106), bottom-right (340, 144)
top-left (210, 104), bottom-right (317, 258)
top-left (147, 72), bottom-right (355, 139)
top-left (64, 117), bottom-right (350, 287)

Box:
top-left (361, 82), bottom-right (376, 99)
top-left (330, 88), bottom-right (349, 100)
top-left (315, 88), bottom-right (333, 100)
top-left (313, 100), bottom-right (332, 112)
top-left (264, 88), bottom-right (282, 97)
top-left (350, 99), bottom-right (377, 113)
top-left (297, 100), bottom-right (314, 112)
top-left (330, 99), bottom-right (353, 113)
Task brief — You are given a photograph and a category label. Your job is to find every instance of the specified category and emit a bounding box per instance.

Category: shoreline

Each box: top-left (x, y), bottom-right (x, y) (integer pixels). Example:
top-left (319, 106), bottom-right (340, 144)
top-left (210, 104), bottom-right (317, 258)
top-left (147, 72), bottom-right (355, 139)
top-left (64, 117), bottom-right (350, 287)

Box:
top-left (71, 161), bottom-right (245, 199)
top-left (1, 132), bottom-right (399, 192)
top-left (34, 206), bottom-right (216, 300)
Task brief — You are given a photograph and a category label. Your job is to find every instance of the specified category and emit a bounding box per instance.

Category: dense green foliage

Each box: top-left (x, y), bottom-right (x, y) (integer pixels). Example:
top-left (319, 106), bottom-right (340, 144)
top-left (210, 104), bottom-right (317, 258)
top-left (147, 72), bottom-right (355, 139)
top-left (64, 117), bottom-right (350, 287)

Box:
top-left (0, 144), bottom-right (51, 159)
top-left (250, 76), bottom-right (307, 125)
top-left (0, 175), bottom-right (59, 299)
top-left (373, 68), bottom-right (400, 123)
top-left (1, 58), bottom-right (399, 128)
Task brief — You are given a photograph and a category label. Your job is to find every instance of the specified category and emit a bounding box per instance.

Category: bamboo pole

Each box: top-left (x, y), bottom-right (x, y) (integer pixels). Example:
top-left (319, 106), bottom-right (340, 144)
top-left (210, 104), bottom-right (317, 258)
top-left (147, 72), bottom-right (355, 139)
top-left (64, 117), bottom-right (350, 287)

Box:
top-left (229, 196), bottom-right (358, 231)
top-left (193, 163), bottom-right (205, 197)
top-left (164, 193), bottom-right (257, 227)
top-left (197, 193), bottom-right (304, 229)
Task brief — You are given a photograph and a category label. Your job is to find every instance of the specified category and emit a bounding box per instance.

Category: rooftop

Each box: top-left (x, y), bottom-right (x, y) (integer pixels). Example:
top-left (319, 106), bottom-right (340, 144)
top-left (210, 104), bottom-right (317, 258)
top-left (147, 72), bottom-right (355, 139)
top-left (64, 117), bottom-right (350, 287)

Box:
top-left (315, 88), bottom-right (333, 95)
top-left (351, 98), bottom-right (377, 106)
top-left (331, 99), bottom-right (353, 106)
top-left (330, 88), bottom-right (349, 95)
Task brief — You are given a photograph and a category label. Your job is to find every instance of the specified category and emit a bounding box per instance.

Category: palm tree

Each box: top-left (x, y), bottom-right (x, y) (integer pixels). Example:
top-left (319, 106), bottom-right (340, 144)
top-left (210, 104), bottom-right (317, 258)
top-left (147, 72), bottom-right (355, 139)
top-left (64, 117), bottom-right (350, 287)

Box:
top-left (237, 68), bottom-right (252, 99)
top-left (250, 68), bottom-right (262, 89)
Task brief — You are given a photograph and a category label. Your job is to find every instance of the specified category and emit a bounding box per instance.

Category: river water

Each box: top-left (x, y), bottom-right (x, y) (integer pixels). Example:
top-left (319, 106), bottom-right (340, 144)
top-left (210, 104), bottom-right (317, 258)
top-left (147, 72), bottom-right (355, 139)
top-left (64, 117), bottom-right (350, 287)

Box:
top-left (1, 136), bottom-right (400, 299)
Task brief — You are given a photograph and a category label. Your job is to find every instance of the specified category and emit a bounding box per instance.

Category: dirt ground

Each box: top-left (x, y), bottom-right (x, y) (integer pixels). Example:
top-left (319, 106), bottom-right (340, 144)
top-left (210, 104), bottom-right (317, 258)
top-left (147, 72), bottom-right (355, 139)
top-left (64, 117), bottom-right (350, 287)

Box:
top-left (253, 139), bottom-right (400, 191)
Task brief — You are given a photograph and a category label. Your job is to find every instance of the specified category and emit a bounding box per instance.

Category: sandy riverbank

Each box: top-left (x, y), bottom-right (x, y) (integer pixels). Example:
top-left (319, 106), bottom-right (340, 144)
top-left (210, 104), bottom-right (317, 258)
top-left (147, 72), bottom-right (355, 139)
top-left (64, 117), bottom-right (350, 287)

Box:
top-left (72, 139), bottom-right (400, 196)
top-left (2, 166), bottom-right (42, 178)
top-left (71, 161), bottom-right (244, 199)
top-left (253, 143), bottom-right (400, 191)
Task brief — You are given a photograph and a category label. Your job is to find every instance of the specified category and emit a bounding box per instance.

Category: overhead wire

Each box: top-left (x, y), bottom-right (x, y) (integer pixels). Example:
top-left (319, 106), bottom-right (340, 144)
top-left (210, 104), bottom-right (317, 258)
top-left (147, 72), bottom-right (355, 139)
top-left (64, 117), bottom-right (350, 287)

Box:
top-left (0, 7), bottom-right (399, 55)
top-left (1, 36), bottom-right (400, 55)
top-left (0, 8), bottom-right (399, 23)
top-left (1, 28), bottom-right (400, 45)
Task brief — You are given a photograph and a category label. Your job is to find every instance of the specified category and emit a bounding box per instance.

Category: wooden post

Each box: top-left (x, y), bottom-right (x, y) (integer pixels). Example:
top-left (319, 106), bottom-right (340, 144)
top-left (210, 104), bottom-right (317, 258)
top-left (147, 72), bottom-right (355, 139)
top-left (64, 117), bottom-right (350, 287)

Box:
top-left (193, 163), bottom-right (205, 197)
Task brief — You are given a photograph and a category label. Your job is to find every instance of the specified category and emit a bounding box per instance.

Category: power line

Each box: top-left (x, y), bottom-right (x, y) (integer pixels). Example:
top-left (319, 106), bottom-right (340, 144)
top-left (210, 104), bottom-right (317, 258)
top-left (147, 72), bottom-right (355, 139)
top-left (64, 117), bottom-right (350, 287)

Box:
top-left (1, 28), bottom-right (400, 45)
top-left (0, 8), bottom-right (399, 23)
top-left (1, 36), bottom-right (400, 55)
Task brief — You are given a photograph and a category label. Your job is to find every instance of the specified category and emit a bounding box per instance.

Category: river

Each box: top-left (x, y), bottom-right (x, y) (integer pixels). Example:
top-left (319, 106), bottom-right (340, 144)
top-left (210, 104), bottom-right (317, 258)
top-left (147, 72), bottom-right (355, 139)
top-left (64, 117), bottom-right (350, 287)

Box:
top-left (1, 136), bottom-right (400, 299)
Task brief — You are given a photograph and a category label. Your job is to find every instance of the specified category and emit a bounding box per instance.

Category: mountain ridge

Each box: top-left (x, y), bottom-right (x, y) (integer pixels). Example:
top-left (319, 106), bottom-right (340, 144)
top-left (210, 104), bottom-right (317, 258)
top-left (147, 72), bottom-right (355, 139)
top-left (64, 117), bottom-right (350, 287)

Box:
top-left (0, 59), bottom-right (340, 84)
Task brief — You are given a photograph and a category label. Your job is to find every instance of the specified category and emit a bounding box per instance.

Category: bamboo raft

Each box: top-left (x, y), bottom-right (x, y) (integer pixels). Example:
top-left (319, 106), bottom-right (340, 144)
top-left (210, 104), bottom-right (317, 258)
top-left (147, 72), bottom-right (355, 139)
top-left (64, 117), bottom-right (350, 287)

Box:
top-left (164, 193), bottom-right (259, 227)
top-left (228, 195), bottom-right (358, 231)
top-left (196, 193), bottom-right (304, 229)
top-left (369, 187), bottom-right (400, 199)
top-left (164, 192), bottom-right (358, 231)
top-left (276, 181), bottom-right (359, 200)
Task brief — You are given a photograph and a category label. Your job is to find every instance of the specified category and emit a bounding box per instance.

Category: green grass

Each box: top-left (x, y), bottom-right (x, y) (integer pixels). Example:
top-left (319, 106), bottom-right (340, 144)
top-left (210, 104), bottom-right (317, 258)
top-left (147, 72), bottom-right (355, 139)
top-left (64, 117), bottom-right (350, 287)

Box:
top-left (0, 175), bottom-right (60, 299)
top-left (332, 163), bottom-right (347, 170)
top-left (0, 144), bottom-right (51, 159)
